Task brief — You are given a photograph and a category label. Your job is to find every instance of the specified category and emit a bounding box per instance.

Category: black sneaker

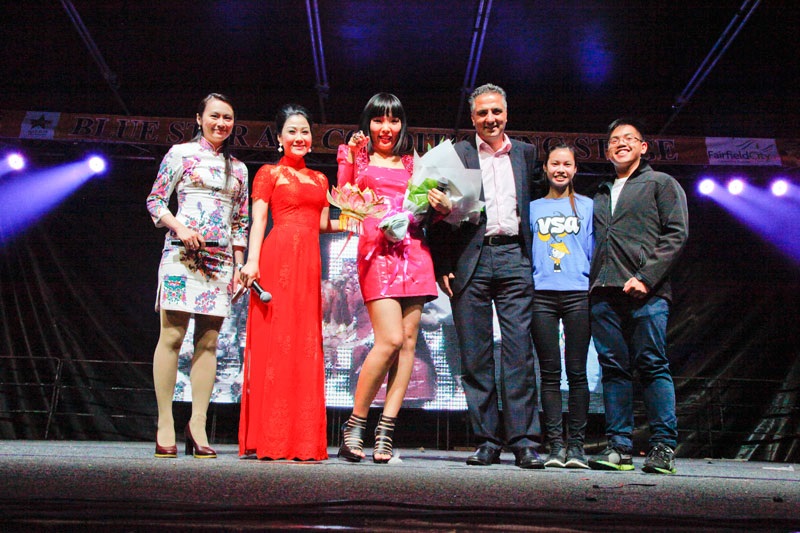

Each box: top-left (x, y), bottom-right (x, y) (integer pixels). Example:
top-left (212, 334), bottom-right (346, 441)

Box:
top-left (642, 443), bottom-right (676, 474)
top-left (588, 446), bottom-right (634, 471)
top-left (564, 443), bottom-right (589, 469)
top-left (544, 442), bottom-right (566, 468)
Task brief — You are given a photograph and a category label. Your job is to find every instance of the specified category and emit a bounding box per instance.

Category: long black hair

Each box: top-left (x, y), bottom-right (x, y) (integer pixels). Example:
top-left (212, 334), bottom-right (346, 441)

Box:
top-left (193, 92), bottom-right (235, 190)
top-left (544, 142), bottom-right (579, 216)
top-left (358, 93), bottom-right (410, 156)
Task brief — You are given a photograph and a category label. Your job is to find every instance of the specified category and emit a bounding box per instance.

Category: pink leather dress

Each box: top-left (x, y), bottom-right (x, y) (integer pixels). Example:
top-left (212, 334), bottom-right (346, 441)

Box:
top-left (337, 145), bottom-right (437, 303)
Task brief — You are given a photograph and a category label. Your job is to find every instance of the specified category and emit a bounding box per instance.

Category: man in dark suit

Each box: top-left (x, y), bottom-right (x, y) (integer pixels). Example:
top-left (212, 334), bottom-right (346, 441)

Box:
top-left (429, 83), bottom-right (544, 468)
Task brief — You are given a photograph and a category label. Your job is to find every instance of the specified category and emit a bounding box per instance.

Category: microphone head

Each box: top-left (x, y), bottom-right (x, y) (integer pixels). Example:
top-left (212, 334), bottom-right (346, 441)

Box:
top-left (215, 236), bottom-right (230, 248)
top-left (259, 291), bottom-right (272, 303)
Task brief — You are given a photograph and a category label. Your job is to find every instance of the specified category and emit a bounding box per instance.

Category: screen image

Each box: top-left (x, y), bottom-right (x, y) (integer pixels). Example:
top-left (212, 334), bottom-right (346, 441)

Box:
top-left (175, 232), bottom-right (603, 412)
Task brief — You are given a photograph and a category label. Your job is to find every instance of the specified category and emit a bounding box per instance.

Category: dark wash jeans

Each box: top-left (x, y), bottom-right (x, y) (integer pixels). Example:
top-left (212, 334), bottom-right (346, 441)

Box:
top-left (531, 290), bottom-right (590, 447)
top-left (590, 290), bottom-right (677, 451)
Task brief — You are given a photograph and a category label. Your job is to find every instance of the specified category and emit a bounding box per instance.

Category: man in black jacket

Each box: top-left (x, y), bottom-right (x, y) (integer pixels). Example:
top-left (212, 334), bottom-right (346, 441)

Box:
top-left (588, 118), bottom-right (688, 474)
top-left (429, 84), bottom-right (544, 469)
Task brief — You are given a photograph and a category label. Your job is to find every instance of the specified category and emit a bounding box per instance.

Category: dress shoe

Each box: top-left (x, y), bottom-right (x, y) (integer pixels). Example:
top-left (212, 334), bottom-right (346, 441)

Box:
top-left (466, 444), bottom-right (501, 466)
top-left (514, 446), bottom-right (545, 469)
top-left (185, 423), bottom-right (217, 458)
top-left (154, 433), bottom-right (177, 459)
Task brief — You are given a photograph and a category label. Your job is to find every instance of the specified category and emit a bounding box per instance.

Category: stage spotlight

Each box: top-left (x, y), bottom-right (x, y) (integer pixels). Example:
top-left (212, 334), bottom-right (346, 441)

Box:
top-left (727, 179), bottom-right (745, 195)
top-left (770, 179), bottom-right (788, 197)
top-left (7, 153), bottom-right (25, 171)
top-left (698, 179), bottom-right (715, 195)
top-left (87, 155), bottom-right (107, 174)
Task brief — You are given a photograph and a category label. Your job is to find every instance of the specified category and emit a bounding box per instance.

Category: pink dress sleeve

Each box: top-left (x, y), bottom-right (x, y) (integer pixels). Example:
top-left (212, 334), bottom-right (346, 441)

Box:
top-left (336, 144), bottom-right (356, 186)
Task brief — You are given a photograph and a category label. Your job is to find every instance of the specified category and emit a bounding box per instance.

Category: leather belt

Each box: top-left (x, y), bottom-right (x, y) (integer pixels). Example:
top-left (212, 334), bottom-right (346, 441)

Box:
top-left (483, 234), bottom-right (519, 246)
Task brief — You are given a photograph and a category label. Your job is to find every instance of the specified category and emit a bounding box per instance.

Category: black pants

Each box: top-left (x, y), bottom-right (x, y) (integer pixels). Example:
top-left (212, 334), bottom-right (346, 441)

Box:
top-left (452, 243), bottom-right (538, 449)
top-left (531, 290), bottom-right (590, 446)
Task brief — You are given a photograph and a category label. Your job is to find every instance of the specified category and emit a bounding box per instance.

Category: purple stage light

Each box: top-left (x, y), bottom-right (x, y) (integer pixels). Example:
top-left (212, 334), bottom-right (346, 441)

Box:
top-left (705, 180), bottom-right (800, 264)
top-left (0, 160), bottom-right (102, 240)
top-left (770, 179), bottom-right (788, 197)
top-left (7, 153), bottom-right (25, 171)
top-left (87, 155), bottom-right (107, 174)
top-left (727, 179), bottom-right (745, 195)
top-left (698, 179), bottom-right (715, 195)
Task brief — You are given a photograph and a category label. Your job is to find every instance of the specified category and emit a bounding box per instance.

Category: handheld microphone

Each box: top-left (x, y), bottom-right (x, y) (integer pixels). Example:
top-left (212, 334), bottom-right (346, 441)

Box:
top-left (251, 281), bottom-right (272, 303)
top-left (424, 177), bottom-right (449, 237)
top-left (170, 236), bottom-right (229, 248)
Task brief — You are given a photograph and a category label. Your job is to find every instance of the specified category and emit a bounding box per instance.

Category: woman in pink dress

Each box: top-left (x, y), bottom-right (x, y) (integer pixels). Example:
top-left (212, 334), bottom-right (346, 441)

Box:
top-left (336, 93), bottom-right (450, 463)
top-left (238, 104), bottom-right (341, 461)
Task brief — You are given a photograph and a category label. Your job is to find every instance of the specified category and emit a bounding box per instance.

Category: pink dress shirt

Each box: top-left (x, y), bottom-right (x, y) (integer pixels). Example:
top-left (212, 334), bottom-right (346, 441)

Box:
top-left (476, 134), bottom-right (519, 237)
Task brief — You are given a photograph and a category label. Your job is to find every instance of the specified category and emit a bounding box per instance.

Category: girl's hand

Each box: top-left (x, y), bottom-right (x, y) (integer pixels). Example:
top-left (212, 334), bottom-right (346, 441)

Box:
top-left (427, 187), bottom-right (452, 215)
top-left (175, 227), bottom-right (205, 250)
top-left (239, 262), bottom-right (259, 288)
top-left (348, 130), bottom-right (369, 153)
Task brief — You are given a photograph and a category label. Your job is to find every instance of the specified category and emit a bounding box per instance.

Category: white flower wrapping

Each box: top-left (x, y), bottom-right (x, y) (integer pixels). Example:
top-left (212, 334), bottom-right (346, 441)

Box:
top-left (404, 139), bottom-right (484, 226)
top-left (378, 212), bottom-right (412, 243)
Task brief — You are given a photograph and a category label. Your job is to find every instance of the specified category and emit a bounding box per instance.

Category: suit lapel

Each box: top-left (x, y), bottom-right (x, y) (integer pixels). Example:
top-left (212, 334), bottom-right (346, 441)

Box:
top-left (461, 140), bottom-right (484, 201)
top-left (508, 141), bottom-right (527, 209)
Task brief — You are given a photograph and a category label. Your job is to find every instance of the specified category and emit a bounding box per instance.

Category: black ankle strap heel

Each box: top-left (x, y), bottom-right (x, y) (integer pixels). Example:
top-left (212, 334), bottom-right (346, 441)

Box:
top-left (338, 414), bottom-right (367, 462)
top-left (373, 414), bottom-right (396, 464)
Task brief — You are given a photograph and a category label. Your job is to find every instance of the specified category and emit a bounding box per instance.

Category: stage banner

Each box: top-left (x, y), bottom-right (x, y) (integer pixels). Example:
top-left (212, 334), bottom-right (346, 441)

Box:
top-left (705, 137), bottom-right (782, 166)
top-left (2, 109), bottom-right (797, 167)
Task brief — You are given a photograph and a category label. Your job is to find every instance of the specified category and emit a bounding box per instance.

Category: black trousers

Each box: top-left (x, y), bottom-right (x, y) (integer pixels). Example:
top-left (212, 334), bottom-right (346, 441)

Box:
top-left (531, 290), bottom-right (590, 446)
top-left (451, 243), bottom-right (538, 449)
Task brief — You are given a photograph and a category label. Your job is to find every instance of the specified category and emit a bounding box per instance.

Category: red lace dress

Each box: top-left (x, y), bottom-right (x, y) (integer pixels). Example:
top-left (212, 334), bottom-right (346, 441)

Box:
top-left (238, 157), bottom-right (329, 460)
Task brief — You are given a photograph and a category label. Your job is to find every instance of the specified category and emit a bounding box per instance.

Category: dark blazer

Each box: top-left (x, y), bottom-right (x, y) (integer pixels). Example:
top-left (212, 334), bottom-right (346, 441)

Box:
top-left (429, 136), bottom-right (542, 295)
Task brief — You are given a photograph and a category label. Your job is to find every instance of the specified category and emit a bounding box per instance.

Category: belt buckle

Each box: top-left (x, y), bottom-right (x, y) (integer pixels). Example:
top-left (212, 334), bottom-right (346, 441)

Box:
top-left (487, 235), bottom-right (499, 246)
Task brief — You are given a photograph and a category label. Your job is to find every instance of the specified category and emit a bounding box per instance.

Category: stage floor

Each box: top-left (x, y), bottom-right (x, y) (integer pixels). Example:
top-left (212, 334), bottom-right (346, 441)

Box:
top-left (1, 441), bottom-right (798, 531)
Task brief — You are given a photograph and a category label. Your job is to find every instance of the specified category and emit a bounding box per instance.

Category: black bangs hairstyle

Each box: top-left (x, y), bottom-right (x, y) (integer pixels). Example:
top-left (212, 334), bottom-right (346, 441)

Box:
top-left (545, 142), bottom-right (579, 217)
top-left (358, 92), bottom-right (410, 156)
top-left (193, 92), bottom-right (235, 190)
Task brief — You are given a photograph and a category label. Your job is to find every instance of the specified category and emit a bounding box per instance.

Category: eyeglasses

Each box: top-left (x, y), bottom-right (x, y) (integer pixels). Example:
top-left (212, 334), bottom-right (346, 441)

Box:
top-left (608, 134), bottom-right (643, 146)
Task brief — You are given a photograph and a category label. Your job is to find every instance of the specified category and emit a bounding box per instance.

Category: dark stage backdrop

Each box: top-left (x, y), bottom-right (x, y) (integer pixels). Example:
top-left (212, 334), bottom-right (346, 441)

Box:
top-left (0, 156), bottom-right (798, 461)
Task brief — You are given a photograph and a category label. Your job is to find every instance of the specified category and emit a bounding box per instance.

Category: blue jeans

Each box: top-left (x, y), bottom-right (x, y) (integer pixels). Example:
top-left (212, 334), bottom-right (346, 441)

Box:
top-left (590, 291), bottom-right (677, 451)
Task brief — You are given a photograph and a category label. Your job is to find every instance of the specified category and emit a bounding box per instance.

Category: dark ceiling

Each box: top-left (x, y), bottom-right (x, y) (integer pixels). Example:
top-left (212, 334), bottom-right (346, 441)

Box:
top-left (1, 1), bottom-right (797, 139)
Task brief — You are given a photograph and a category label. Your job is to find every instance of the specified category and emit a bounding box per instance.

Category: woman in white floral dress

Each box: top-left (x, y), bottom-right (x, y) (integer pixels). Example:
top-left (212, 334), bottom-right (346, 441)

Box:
top-left (146, 93), bottom-right (249, 458)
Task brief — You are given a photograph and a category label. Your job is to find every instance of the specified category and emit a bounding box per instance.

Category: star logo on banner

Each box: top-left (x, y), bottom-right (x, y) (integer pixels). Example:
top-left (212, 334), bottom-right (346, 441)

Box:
top-left (29, 114), bottom-right (52, 129)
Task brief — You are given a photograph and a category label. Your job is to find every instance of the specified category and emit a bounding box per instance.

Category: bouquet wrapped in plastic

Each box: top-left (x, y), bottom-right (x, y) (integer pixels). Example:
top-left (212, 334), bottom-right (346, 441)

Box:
top-left (403, 139), bottom-right (484, 227)
top-left (327, 183), bottom-right (388, 234)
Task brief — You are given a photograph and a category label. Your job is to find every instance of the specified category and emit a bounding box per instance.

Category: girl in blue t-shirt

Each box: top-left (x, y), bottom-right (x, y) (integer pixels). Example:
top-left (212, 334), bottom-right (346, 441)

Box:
top-left (529, 144), bottom-right (593, 469)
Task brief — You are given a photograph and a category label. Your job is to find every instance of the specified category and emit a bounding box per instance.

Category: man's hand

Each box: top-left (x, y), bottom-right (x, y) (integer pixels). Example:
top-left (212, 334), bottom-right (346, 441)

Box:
top-left (623, 277), bottom-right (649, 299)
top-left (438, 273), bottom-right (455, 298)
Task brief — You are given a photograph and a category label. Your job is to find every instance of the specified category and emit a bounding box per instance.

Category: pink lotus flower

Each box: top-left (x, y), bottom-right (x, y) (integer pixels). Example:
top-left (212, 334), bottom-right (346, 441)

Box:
top-left (327, 183), bottom-right (388, 233)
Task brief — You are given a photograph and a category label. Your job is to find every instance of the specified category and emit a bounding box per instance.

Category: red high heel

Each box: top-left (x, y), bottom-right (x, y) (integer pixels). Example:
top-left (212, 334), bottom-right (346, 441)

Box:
top-left (185, 423), bottom-right (217, 458)
top-left (154, 433), bottom-right (178, 459)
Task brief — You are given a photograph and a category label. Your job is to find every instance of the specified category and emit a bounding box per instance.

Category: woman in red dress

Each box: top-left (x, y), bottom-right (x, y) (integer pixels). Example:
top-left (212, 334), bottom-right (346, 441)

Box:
top-left (238, 104), bottom-right (340, 460)
top-left (336, 93), bottom-right (450, 463)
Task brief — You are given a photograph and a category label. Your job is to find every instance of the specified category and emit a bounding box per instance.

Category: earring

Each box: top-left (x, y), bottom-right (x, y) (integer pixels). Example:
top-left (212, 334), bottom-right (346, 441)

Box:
top-left (308, 145), bottom-right (312, 153)
top-left (278, 143), bottom-right (283, 153)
